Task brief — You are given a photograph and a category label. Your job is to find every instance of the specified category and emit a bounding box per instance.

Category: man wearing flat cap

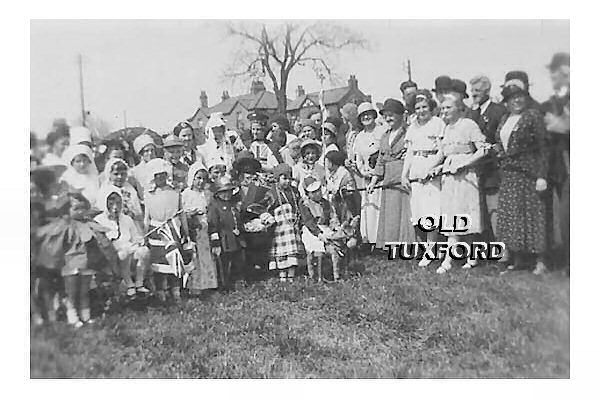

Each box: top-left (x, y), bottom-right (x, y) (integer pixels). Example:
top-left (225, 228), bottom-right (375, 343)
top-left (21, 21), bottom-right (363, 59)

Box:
top-left (542, 52), bottom-right (570, 269)
top-left (163, 134), bottom-right (190, 191)
top-left (247, 111), bottom-right (269, 126)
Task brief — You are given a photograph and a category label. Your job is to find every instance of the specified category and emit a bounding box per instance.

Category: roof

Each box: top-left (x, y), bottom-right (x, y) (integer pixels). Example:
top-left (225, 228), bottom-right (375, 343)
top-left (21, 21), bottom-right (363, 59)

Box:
top-left (287, 86), bottom-right (365, 111)
top-left (191, 83), bottom-right (367, 120)
top-left (190, 90), bottom-right (285, 120)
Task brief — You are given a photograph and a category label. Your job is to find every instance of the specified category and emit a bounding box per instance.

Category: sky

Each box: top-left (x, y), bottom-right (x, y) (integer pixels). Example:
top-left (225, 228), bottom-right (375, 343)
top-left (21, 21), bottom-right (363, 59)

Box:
top-left (30, 19), bottom-right (569, 137)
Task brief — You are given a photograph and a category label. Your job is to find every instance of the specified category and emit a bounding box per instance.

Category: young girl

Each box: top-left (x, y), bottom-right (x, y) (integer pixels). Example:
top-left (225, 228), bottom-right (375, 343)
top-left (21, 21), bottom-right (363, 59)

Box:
top-left (144, 158), bottom-right (192, 303)
top-left (318, 122), bottom-right (340, 166)
top-left (98, 158), bottom-right (144, 230)
top-left (293, 140), bottom-right (325, 197)
top-left (36, 191), bottom-right (118, 327)
top-left (300, 177), bottom-right (332, 282)
top-left (131, 133), bottom-right (159, 195)
top-left (325, 151), bottom-right (361, 274)
top-left (30, 165), bottom-right (67, 325)
top-left (182, 162), bottom-right (218, 295)
top-left (60, 144), bottom-right (100, 205)
top-left (95, 190), bottom-right (150, 297)
top-left (262, 163), bottom-right (309, 282)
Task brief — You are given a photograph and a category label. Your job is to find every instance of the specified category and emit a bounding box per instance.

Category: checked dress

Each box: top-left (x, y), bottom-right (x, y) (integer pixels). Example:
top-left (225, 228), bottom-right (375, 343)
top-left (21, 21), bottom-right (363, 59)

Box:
top-left (266, 186), bottom-right (306, 270)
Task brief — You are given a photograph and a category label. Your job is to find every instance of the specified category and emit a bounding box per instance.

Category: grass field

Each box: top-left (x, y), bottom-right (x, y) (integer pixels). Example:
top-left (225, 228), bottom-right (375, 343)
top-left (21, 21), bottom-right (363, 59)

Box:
top-left (30, 256), bottom-right (569, 378)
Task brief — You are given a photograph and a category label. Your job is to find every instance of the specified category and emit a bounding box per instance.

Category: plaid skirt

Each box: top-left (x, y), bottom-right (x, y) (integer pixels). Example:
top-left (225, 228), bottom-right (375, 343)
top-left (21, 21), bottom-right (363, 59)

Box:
top-left (268, 203), bottom-right (305, 270)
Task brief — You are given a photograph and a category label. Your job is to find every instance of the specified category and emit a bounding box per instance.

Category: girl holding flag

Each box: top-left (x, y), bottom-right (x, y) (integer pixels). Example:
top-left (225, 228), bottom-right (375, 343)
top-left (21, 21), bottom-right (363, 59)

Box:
top-left (144, 158), bottom-right (193, 304)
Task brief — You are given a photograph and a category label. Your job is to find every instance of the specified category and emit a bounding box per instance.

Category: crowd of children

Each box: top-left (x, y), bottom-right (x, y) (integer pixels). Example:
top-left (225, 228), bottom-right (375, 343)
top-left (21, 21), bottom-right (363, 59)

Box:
top-left (30, 111), bottom-right (362, 328)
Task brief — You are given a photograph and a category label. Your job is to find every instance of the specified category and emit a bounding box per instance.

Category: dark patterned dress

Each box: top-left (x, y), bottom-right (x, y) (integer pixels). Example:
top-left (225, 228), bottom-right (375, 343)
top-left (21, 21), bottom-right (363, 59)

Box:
top-left (495, 109), bottom-right (549, 254)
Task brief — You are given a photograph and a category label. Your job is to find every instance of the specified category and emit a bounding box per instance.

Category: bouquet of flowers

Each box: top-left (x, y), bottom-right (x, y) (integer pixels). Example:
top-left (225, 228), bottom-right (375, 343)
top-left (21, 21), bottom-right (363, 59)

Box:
top-left (244, 212), bottom-right (276, 233)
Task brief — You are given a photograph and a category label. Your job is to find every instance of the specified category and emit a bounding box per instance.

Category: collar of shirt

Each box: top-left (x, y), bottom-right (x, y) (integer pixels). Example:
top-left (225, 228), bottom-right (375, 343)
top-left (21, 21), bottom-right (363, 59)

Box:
top-left (474, 98), bottom-right (492, 115)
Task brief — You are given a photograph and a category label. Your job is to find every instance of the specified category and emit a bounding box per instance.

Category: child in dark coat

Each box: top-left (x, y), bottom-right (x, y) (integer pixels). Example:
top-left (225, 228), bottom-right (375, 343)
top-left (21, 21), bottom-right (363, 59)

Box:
top-left (208, 179), bottom-right (246, 290)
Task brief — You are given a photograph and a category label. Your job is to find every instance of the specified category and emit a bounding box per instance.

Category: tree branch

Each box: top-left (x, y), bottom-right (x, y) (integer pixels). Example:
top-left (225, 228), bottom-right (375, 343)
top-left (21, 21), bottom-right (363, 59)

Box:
top-left (297, 56), bottom-right (333, 77)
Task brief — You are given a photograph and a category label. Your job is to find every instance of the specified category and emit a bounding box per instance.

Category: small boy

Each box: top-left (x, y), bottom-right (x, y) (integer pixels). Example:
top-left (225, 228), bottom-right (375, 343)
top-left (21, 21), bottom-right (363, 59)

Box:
top-left (95, 190), bottom-right (151, 297)
top-left (208, 179), bottom-right (247, 290)
top-left (249, 116), bottom-right (279, 172)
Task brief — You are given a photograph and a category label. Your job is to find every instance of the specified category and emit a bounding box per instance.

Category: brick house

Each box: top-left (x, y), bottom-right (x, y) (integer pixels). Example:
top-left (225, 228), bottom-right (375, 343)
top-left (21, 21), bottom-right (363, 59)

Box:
top-left (188, 75), bottom-right (370, 131)
top-left (189, 80), bottom-right (286, 131)
top-left (286, 75), bottom-right (371, 121)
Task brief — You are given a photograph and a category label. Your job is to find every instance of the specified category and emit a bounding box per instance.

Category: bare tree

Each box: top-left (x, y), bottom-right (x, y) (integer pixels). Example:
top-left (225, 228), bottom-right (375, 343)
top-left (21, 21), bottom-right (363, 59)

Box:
top-left (224, 21), bottom-right (368, 113)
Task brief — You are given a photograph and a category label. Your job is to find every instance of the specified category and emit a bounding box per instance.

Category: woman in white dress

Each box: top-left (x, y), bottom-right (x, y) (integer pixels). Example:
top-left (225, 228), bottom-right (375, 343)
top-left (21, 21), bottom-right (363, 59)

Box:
top-left (435, 94), bottom-right (488, 274)
top-left (402, 91), bottom-right (445, 267)
top-left (353, 102), bottom-right (385, 247)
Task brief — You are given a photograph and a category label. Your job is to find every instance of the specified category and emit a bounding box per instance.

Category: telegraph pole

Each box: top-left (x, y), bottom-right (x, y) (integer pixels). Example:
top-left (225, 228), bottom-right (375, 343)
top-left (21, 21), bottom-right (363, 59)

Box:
top-left (406, 59), bottom-right (412, 81)
top-left (123, 110), bottom-right (128, 129)
top-left (78, 54), bottom-right (86, 126)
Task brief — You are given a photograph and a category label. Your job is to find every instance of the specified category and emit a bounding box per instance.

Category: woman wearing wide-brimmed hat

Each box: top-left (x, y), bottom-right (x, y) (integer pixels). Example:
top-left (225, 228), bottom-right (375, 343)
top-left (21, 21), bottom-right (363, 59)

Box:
top-left (495, 82), bottom-right (549, 275)
top-left (353, 102), bottom-right (386, 247)
top-left (366, 99), bottom-right (415, 248)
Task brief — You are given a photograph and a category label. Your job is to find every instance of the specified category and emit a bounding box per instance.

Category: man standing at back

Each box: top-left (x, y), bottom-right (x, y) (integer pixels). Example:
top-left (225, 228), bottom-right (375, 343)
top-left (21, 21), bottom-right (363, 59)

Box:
top-left (467, 75), bottom-right (507, 241)
top-left (542, 52), bottom-right (570, 271)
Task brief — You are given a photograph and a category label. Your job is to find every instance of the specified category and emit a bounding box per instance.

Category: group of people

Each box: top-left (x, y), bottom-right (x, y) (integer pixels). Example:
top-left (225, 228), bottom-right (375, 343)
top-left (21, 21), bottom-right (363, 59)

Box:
top-left (29, 52), bottom-right (570, 328)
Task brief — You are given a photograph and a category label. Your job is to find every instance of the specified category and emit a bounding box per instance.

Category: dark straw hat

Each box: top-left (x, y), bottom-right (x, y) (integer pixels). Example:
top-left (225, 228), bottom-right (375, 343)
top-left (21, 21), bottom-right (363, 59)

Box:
top-left (432, 75), bottom-right (453, 93)
top-left (379, 98), bottom-right (406, 115)
top-left (233, 150), bottom-right (262, 174)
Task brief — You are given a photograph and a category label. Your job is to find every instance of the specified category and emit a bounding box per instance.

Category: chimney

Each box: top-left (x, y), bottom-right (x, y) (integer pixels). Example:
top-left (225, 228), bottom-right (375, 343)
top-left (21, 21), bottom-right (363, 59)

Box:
top-left (250, 79), bottom-right (266, 95)
top-left (296, 85), bottom-right (306, 99)
top-left (200, 91), bottom-right (208, 108)
top-left (221, 90), bottom-right (230, 102)
top-left (348, 75), bottom-right (358, 89)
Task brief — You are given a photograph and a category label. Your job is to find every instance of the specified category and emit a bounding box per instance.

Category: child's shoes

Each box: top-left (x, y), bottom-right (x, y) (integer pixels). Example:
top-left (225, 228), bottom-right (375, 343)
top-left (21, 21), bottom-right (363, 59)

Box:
top-left (80, 308), bottom-right (93, 324)
top-left (66, 308), bottom-right (83, 328)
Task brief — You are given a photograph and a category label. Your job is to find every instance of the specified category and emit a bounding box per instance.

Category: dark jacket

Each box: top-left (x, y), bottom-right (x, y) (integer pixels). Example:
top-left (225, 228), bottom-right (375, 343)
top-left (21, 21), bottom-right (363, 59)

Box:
top-left (541, 93), bottom-right (570, 189)
top-left (373, 126), bottom-right (408, 183)
top-left (467, 100), bottom-right (507, 190)
top-left (208, 197), bottom-right (245, 253)
top-left (495, 108), bottom-right (548, 181)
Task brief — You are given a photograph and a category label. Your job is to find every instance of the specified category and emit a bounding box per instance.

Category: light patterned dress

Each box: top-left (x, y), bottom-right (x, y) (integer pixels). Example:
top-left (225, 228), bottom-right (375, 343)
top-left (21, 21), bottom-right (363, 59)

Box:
top-left (353, 125), bottom-right (385, 244)
top-left (182, 188), bottom-right (218, 292)
top-left (439, 118), bottom-right (486, 235)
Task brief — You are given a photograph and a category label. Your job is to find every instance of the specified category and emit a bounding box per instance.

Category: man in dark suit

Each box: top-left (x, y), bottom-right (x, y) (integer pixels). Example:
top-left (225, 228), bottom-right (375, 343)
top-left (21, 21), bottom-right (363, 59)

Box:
top-left (542, 52), bottom-right (570, 270)
top-left (467, 75), bottom-right (507, 241)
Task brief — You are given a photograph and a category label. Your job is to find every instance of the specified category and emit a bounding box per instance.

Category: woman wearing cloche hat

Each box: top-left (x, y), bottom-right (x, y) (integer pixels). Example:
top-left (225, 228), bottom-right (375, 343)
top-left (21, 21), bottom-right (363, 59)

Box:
top-left (495, 80), bottom-right (549, 275)
top-left (366, 98), bottom-right (415, 249)
top-left (353, 102), bottom-right (387, 248)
